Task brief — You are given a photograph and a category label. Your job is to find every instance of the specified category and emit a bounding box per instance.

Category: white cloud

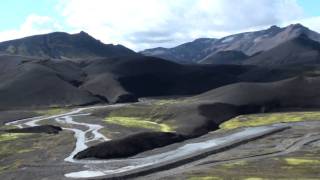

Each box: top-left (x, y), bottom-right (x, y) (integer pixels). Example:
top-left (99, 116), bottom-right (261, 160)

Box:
top-left (58, 0), bottom-right (305, 50)
top-left (0, 14), bottom-right (62, 42)
top-left (1, 0), bottom-right (318, 51)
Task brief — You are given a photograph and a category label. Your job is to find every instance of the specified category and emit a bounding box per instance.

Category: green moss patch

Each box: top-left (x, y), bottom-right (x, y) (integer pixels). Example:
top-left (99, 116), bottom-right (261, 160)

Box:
top-left (0, 131), bottom-right (74, 176)
top-left (36, 108), bottom-right (68, 116)
top-left (222, 160), bottom-right (247, 168)
top-left (0, 160), bottom-right (22, 175)
top-left (285, 158), bottom-right (320, 165)
top-left (220, 111), bottom-right (320, 130)
top-left (153, 99), bottom-right (182, 106)
top-left (0, 133), bottom-right (30, 143)
top-left (188, 176), bottom-right (223, 180)
top-left (105, 116), bottom-right (173, 132)
top-left (184, 151), bottom-right (320, 179)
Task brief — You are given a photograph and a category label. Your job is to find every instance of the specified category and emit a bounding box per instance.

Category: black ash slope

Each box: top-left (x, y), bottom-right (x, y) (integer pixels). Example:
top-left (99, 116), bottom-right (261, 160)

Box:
top-left (0, 31), bottom-right (136, 59)
top-left (244, 34), bottom-right (320, 67)
top-left (75, 75), bottom-right (320, 160)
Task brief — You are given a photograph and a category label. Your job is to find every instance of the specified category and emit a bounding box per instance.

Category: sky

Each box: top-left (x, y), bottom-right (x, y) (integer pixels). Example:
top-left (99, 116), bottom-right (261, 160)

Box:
top-left (0, 0), bottom-right (319, 51)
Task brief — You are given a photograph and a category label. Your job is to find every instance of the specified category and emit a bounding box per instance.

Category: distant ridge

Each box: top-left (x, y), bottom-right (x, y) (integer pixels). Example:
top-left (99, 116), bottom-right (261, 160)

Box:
top-left (0, 31), bottom-right (136, 60)
top-left (141, 24), bottom-right (320, 64)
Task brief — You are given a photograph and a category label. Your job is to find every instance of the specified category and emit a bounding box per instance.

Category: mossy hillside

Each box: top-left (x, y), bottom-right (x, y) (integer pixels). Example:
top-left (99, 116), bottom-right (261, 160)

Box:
top-left (0, 160), bottom-right (23, 175)
top-left (108, 104), bottom-right (172, 119)
top-left (222, 160), bottom-right (247, 168)
top-left (0, 133), bottom-right (37, 158)
top-left (105, 116), bottom-right (173, 132)
top-left (105, 104), bottom-right (176, 132)
top-left (285, 158), bottom-right (320, 165)
top-left (0, 131), bottom-right (74, 175)
top-left (220, 111), bottom-right (320, 130)
top-left (0, 133), bottom-right (30, 143)
top-left (188, 176), bottom-right (223, 180)
top-left (0, 124), bottom-right (19, 131)
top-left (36, 108), bottom-right (69, 116)
top-left (185, 154), bottom-right (320, 180)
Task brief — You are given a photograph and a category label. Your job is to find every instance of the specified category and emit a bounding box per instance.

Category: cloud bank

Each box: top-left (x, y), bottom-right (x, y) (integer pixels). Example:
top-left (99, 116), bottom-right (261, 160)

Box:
top-left (1, 0), bottom-right (320, 51)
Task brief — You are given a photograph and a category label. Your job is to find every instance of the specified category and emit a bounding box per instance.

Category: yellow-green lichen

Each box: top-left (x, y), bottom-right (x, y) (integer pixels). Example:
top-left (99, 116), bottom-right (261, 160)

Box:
top-left (0, 133), bottom-right (29, 142)
top-left (188, 176), bottom-right (223, 180)
top-left (285, 158), bottom-right (320, 165)
top-left (105, 116), bottom-right (173, 132)
top-left (223, 160), bottom-right (247, 168)
top-left (36, 108), bottom-right (68, 116)
top-left (244, 178), bottom-right (265, 180)
top-left (153, 99), bottom-right (181, 106)
top-left (0, 160), bottom-right (23, 174)
top-left (220, 111), bottom-right (320, 130)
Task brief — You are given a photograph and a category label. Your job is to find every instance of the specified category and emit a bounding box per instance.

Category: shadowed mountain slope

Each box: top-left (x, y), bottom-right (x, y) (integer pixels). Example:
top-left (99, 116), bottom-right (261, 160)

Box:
top-left (244, 34), bottom-right (320, 66)
top-left (141, 24), bottom-right (320, 64)
top-left (0, 31), bottom-right (136, 59)
top-left (75, 76), bottom-right (320, 160)
top-left (199, 50), bottom-right (248, 65)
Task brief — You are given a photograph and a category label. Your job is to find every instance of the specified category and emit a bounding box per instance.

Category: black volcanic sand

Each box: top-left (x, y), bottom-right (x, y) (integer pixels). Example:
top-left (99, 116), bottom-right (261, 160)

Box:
top-left (5, 125), bottom-right (62, 134)
top-left (76, 76), bottom-right (320, 160)
top-left (0, 31), bottom-right (136, 59)
top-left (0, 110), bottom-right (40, 125)
top-left (0, 54), bottom-right (251, 109)
top-left (2, 53), bottom-right (320, 110)
top-left (74, 132), bottom-right (186, 159)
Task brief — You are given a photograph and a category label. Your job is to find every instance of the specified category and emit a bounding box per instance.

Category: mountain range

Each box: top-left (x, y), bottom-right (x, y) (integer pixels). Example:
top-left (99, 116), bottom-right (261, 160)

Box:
top-left (0, 23), bottom-right (320, 110)
top-left (141, 24), bottom-right (320, 65)
top-left (0, 31), bottom-right (136, 60)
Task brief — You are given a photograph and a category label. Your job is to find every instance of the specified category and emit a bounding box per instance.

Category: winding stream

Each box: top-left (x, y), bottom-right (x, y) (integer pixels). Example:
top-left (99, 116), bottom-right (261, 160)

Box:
top-left (5, 105), bottom-right (289, 179)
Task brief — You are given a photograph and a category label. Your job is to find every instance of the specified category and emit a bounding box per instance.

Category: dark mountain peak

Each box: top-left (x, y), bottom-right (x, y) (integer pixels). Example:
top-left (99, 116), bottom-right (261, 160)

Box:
top-left (289, 23), bottom-right (305, 29)
top-left (142, 23), bottom-right (319, 64)
top-left (0, 31), bottom-right (136, 59)
top-left (193, 38), bottom-right (216, 43)
top-left (268, 25), bottom-right (281, 31)
top-left (79, 31), bottom-right (89, 35)
top-left (286, 23), bottom-right (309, 32)
top-left (75, 31), bottom-right (94, 39)
top-left (244, 31), bottom-right (320, 66)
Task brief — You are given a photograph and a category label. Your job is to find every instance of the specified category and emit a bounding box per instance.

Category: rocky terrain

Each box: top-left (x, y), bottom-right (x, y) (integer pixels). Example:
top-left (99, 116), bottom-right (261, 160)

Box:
top-left (0, 24), bottom-right (320, 180)
top-left (0, 31), bottom-right (136, 59)
top-left (141, 24), bottom-right (320, 64)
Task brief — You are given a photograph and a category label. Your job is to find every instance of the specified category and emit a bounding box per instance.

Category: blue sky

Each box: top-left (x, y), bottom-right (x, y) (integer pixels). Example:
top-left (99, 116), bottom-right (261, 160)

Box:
top-left (0, 0), bottom-right (319, 50)
top-left (297, 0), bottom-right (320, 16)
top-left (0, 0), bottom-right (60, 31)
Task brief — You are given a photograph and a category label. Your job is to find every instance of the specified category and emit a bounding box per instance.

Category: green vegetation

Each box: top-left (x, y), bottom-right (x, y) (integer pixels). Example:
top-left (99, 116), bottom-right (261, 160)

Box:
top-left (220, 111), bottom-right (320, 129)
top-left (0, 160), bottom-right (22, 175)
top-left (104, 103), bottom-right (177, 132)
top-left (188, 176), bottom-right (223, 180)
top-left (108, 104), bottom-right (170, 119)
top-left (185, 155), bottom-right (320, 179)
top-left (0, 133), bottom-right (29, 143)
top-left (105, 116), bottom-right (173, 132)
top-left (285, 158), bottom-right (320, 165)
top-left (36, 108), bottom-right (68, 116)
top-left (0, 131), bottom-right (74, 176)
top-left (222, 160), bottom-right (247, 168)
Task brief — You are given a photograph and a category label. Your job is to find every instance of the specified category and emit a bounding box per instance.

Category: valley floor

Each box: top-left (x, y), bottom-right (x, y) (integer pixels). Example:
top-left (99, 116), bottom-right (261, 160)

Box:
top-left (0, 101), bottom-right (320, 180)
